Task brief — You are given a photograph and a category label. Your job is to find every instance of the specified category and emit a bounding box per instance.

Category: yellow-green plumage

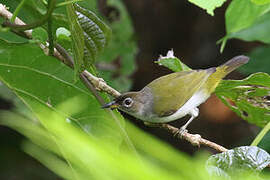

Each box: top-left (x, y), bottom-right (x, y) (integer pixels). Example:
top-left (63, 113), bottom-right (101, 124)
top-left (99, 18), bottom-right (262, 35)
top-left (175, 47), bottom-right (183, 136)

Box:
top-left (147, 70), bottom-right (213, 117)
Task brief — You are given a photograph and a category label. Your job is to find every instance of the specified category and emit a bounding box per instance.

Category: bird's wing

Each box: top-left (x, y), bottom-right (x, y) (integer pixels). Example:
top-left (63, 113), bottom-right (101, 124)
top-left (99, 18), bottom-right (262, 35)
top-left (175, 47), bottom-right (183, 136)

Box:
top-left (147, 69), bottom-right (214, 117)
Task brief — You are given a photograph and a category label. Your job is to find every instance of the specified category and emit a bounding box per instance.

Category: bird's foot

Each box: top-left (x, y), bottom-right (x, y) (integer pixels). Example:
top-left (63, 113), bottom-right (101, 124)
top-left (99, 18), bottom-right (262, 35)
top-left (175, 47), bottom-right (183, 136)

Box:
top-left (173, 126), bottom-right (188, 139)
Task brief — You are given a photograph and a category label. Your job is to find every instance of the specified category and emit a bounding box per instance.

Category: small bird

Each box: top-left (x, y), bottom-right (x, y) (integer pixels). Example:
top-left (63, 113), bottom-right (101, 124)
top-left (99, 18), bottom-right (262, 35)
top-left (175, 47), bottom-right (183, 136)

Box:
top-left (103, 56), bottom-right (249, 132)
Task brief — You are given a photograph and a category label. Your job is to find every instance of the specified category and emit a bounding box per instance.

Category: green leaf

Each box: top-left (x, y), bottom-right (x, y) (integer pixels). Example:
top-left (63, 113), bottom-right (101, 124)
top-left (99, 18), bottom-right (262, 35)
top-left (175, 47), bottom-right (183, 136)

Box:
top-left (221, 0), bottom-right (270, 48)
top-left (228, 12), bottom-right (270, 43)
top-left (225, 0), bottom-right (270, 34)
top-left (66, 2), bottom-right (85, 76)
top-left (188, 0), bottom-right (227, 16)
top-left (215, 73), bottom-right (270, 127)
top-left (239, 45), bottom-right (270, 74)
top-left (0, 40), bottom-right (124, 147)
top-left (74, 3), bottom-right (112, 67)
top-left (155, 50), bottom-right (191, 72)
top-left (74, 3), bottom-right (111, 51)
top-left (207, 146), bottom-right (270, 176)
top-left (32, 27), bottom-right (48, 43)
top-left (251, 0), bottom-right (270, 5)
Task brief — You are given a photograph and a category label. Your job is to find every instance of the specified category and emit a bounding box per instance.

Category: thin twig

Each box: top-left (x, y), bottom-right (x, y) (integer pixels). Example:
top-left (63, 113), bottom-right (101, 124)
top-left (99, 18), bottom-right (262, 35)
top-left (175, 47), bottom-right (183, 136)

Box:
top-left (54, 44), bottom-right (74, 68)
top-left (0, 4), bottom-right (32, 37)
top-left (2, 0), bottom-right (56, 31)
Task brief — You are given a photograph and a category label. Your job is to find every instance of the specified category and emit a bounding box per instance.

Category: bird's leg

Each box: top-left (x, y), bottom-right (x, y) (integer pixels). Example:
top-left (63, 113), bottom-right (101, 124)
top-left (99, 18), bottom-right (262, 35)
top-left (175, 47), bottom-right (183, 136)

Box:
top-left (178, 107), bottom-right (199, 137)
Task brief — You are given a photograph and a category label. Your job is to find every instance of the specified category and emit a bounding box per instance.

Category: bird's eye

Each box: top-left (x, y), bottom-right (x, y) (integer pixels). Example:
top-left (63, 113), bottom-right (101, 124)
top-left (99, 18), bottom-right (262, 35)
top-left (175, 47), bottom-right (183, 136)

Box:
top-left (123, 97), bottom-right (133, 108)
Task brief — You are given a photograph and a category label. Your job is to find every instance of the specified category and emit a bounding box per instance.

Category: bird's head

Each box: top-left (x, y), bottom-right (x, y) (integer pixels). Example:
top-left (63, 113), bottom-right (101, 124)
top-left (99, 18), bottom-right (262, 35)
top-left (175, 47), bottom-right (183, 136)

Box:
top-left (102, 88), bottom-right (153, 119)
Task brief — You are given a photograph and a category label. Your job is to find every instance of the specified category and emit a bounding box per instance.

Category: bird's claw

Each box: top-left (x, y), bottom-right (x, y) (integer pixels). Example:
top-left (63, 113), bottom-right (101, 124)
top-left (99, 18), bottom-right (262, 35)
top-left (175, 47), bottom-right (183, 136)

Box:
top-left (173, 127), bottom-right (188, 139)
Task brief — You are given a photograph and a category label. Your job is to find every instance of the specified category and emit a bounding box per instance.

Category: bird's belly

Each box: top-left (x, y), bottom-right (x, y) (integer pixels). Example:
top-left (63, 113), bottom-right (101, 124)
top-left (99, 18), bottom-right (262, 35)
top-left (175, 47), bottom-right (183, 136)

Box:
top-left (145, 90), bottom-right (210, 123)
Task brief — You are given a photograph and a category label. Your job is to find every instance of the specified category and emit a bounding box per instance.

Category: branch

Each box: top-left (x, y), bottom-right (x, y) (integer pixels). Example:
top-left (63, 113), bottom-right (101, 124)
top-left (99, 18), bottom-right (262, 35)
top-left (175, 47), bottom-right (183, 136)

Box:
top-left (0, 4), bottom-right (32, 37)
top-left (160, 124), bottom-right (228, 152)
top-left (82, 70), bottom-right (121, 98)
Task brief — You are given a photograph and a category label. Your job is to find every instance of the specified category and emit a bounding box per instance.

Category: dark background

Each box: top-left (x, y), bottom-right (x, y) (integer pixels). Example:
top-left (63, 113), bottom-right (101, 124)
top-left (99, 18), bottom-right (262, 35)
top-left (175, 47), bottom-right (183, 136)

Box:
top-left (0, 0), bottom-right (260, 179)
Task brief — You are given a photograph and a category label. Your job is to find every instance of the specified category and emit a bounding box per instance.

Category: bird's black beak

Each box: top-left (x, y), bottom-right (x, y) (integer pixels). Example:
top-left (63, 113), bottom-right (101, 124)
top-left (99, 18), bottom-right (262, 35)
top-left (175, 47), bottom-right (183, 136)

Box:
top-left (102, 101), bottom-right (119, 110)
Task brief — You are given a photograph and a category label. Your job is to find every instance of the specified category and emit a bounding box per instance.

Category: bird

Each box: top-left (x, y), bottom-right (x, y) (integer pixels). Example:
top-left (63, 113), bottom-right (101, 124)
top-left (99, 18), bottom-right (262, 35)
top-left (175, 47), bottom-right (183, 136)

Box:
top-left (103, 55), bottom-right (249, 132)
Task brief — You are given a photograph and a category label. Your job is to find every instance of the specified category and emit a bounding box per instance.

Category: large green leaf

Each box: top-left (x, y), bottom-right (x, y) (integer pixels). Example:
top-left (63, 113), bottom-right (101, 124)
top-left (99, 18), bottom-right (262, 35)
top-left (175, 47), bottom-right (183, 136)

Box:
top-left (216, 73), bottom-right (270, 127)
top-left (225, 0), bottom-right (270, 34)
top-left (0, 40), bottom-right (124, 147)
top-left (207, 146), bottom-right (270, 177)
top-left (221, 0), bottom-right (270, 48)
top-left (74, 3), bottom-right (112, 66)
top-left (188, 0), bottom-right (227, 16)
top-left (228, 12), bottom-right (270, 43)
top-left (66, 2), bottom-right (85, 75)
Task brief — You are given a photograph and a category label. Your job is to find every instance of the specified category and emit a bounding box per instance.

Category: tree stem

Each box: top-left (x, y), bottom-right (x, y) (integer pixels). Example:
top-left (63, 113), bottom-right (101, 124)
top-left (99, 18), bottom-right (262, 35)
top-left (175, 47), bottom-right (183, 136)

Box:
top-left (251, 121), bottom-right (270, 146)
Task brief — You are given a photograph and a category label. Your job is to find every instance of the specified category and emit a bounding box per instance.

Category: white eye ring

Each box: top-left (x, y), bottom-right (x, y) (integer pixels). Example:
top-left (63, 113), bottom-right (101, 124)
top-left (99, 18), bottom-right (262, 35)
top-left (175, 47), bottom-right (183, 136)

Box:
top-left (123, 97), bottom-right (133, 108)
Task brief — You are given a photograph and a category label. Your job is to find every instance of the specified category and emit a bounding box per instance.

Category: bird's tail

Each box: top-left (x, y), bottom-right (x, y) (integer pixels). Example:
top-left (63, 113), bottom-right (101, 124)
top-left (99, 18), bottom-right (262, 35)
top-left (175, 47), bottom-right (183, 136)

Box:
top-left (219, 55), bottom-right (249, 75)
top-left (205, 55), bottom-right (249, 93)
